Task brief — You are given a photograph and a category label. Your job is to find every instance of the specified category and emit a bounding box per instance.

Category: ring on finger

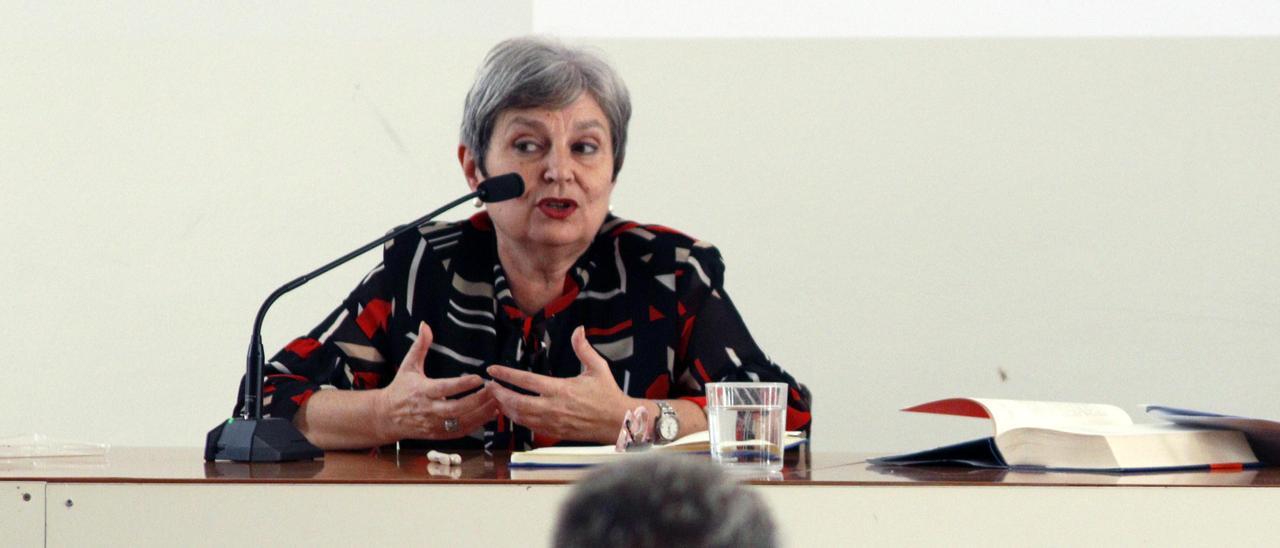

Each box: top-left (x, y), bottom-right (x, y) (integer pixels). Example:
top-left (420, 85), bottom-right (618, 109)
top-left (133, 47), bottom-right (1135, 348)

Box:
top-left (444, 417), bottom-right (460, 433)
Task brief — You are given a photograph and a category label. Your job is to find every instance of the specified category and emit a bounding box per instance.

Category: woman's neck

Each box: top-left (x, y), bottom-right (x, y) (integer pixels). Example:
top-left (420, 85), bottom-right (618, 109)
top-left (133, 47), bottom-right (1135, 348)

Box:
top-left (497, 237), bottom-right (590, 315)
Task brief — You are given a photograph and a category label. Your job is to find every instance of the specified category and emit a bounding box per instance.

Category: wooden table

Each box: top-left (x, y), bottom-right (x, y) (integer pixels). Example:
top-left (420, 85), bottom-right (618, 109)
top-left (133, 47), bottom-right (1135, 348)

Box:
top-left (4, 447), bottom-right (1279, 546)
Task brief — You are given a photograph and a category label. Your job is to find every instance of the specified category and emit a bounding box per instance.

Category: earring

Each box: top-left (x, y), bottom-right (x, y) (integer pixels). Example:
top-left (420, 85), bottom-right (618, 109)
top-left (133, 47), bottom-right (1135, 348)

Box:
top-left (474, 198), bottom-right (483, 208)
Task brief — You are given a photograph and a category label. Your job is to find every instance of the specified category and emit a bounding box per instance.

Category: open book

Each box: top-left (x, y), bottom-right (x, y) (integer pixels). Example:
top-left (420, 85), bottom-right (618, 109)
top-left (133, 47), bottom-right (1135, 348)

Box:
top-left (509, 431), bottom-right (807, 468)
top-left (870, 398), bottom-right (1259, 472)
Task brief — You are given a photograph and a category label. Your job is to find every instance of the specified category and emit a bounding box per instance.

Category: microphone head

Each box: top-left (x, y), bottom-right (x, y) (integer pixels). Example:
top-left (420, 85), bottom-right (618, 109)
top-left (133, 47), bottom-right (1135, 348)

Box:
top-left (476, 173), bottom-right (525, 203)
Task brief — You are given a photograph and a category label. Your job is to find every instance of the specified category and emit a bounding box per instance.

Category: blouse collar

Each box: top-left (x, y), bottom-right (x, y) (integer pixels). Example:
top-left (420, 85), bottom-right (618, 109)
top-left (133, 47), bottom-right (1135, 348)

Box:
top-left (467, 212), bottom-right (621, 325)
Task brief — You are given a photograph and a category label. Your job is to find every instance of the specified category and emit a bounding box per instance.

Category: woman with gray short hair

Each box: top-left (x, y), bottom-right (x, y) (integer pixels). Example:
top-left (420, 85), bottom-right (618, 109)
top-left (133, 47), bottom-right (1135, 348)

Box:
top-left (232, 36), bottom-right (812, 451)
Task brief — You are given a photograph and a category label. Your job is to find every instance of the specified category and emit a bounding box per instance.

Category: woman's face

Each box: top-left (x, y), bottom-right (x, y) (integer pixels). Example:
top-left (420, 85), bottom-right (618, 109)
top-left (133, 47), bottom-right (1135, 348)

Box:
top-left (462, 93), bottom-right (615, 254)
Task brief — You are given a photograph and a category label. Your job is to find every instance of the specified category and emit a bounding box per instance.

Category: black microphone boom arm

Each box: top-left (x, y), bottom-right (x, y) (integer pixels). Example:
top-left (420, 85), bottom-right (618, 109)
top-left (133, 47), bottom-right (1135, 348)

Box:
top-left (206, 173), bottom-right (524, 462)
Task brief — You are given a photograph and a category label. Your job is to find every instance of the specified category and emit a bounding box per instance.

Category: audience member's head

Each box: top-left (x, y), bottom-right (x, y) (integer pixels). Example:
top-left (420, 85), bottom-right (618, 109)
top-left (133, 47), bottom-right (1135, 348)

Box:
top-left (553, 456), bottom-right (778, 548)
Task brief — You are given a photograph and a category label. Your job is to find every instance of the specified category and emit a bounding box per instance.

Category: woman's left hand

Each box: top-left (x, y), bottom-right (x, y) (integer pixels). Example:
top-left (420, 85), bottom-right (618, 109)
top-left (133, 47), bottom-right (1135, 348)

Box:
top-left (486, 326), bottom-right (636, 444)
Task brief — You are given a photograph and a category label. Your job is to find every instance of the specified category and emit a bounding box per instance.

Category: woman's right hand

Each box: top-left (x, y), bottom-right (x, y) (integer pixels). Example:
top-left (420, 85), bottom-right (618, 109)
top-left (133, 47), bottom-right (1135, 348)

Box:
top-left (373, 321), bottom-right (498, 441)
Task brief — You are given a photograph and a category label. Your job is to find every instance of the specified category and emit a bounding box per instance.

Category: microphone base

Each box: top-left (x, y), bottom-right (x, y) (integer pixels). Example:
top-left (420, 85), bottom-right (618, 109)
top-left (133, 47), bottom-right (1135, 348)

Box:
top-left (205, 417), bottom-right (323, 462)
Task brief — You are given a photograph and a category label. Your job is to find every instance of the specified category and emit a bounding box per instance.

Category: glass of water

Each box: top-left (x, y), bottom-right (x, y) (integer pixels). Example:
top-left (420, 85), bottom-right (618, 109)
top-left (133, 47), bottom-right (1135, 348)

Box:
top-left (705, 382), bottom-right (787, 472)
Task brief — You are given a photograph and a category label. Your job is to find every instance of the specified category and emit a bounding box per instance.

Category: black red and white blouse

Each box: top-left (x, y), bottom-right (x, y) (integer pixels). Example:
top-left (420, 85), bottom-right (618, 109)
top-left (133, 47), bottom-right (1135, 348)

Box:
top-left (234, 212), bottom-right (812, 451)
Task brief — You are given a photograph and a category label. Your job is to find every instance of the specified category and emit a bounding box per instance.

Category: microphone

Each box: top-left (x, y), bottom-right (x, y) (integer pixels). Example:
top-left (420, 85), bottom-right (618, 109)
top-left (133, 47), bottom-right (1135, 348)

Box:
top-left (475, 172), bottom-right (524, 202)
top-left (205, 173), bottom-right (525, 462)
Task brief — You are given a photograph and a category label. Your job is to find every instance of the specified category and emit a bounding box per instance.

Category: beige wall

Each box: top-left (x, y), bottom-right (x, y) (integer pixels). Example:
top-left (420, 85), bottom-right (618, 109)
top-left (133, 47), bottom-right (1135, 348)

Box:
top-left (3, 23), bottom-right (1277, 452)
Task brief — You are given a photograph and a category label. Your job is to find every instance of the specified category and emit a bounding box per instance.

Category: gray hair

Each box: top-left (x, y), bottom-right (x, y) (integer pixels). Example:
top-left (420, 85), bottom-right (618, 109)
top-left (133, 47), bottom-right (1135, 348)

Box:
top-left (553, 456), bottom-right (778, 548)
top-left (461, 36), bottom-right (632, 181)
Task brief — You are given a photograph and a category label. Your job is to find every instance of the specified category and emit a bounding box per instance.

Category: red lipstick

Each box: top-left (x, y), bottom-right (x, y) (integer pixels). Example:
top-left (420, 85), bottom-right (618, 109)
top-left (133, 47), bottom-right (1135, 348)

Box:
top-left (537, 197), bottom-right (578, 220)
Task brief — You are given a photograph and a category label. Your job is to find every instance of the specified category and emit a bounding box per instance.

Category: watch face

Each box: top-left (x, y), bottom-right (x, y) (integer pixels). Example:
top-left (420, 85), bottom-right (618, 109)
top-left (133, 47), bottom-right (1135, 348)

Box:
top-left (658, 417), bottom-right (679, 440)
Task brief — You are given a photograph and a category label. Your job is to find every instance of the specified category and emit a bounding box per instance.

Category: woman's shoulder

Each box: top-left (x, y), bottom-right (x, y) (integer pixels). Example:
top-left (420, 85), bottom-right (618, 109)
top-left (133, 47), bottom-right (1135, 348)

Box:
top-left (600, 216), bottom-right (725, 285)
top-left (382, 219), bottom-right (455, 252)
top-left (382, 215), bottom-right (490, 268)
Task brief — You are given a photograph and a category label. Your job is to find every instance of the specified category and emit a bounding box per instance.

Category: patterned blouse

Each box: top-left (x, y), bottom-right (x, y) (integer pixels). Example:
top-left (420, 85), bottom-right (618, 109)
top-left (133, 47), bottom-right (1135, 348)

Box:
top-left (235, 212), bottom-right (812, 451)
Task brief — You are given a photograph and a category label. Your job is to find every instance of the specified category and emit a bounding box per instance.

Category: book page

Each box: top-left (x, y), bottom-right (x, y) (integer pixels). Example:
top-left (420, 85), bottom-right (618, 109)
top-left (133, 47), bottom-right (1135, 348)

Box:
top-left (967, 396), bottom-right (1131, 437)
top-left (970, 398), bottom-right (1133, 436)
top-left (1005, 423), bottom-right (1192, 437)
top-left (510, 432), bottom-right (806, 467)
